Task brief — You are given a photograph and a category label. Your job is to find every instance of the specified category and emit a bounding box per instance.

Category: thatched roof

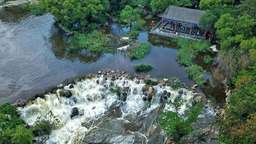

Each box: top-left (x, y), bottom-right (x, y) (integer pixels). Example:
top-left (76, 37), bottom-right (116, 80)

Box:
top-left (158, 6), bottom-right (205, 24)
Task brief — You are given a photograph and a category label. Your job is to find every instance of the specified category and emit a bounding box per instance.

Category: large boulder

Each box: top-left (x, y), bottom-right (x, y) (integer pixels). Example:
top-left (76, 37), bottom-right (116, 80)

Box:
top-left (142, 85), bottom-right (149, 92)
top-left (59, 90), bottom-right (72, 98)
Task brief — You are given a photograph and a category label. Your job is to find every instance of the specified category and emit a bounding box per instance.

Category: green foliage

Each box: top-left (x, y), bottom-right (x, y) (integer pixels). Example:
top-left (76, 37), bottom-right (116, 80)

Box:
top-left (134, 63), bottom-right (153, 72)
top-left (219, 64), bottom-right (256, 143)
top-left (176, 38), bottom-right (210, 66)
top-left (70, 31), bottom-right (114, 53)
top-left (199, 5), bottom-right (236, 34)
top-left (169, 77), bottom-right (181, 89)
top-left (186, 65), bottom-right (206, 85)
top-left (129, 42), bottom-right (151, 60)
top-left (203, 55), bottom-right (214, 64)
top-left (29, 1), bottom-right (46, 15)
top-left (150, 0), bottom-right (178, 14)
top-left (32, 111), bottom-right (60, 136)
top-left (110, 86), bottom-right (121, 97)
top-left (44, 0), bottom-right (108, 32)
top-left (137, 0), bottom-right (152, 9)
top-left (132, 19), bottom-right (146, 31)
top-left (199, 0), bottom-right (234, 10)
top-left (238, 0), bottom-right (256, 19)
top-left (215, 13), bottom-right (255, 49)
top-left (144, 80), bottom-right (158, 85)
top-left (119, 5), bottom-right (140, 28)
top-left (0, 103), bottom-right (33, 144)
top-left (154, 39), bottom-right (171, 45)
top-left (157, 98), bottom-right (203, 141)
top-left (128, 30), bottom-right (140, 39)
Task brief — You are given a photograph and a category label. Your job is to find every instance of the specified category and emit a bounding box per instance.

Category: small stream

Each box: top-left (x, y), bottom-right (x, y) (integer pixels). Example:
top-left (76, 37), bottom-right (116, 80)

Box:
top-left (0, 7), bottom-right (225, 105)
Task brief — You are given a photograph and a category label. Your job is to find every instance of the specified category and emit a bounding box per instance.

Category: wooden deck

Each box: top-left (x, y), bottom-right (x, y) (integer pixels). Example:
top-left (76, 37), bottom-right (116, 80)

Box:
top-left (150, 21), bottom-right (206, 41)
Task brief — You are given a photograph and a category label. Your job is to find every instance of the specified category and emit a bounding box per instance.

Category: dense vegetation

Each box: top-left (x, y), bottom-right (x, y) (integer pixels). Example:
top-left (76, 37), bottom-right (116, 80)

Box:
top-left (0, 103), bottom-right (33, 144)
top-left (69, 31), bottom-right (114, 53)
top-left (134, 63), bottom-right (153, 72)
top-left (157, 99), bottom-right (203, 142)
top-left (129, 42), bottom-right (151, 60)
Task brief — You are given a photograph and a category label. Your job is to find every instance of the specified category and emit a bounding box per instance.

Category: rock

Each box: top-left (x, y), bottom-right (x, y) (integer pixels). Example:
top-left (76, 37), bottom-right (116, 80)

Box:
top-left (142, 85), bottom-right (149, 92)
top-left (167, 92), bottom-right (171, 97)
top-left (191, 84), bottom-right (198, 90)
top-left (87, 94), bottom-right (93, 101)
top-left (178, 89), bottom-right (183, 95)
top-left (133, 88), bottom-right (138, 95)
top-left (123, 86), bottom-right (129, 91)
top-left (143, 97), bottom-right (147, 101)
top-left (16, 100), bottom-right (26, 107)
top-left (148, 93), bottom-right (153, 101)
top-left (163, 78), bottom-right (169, 82)
top-left (122, 92), bottom-right (127, 101)
top-left (0, 0), bottom-right (4, 5)
top-left (98, 71), bottom-right (101, 74)
top-left (69, 84), bottom-right (74, 89)
top-left (163, 90), bottom-right (167, 95)
top-left (59, 90), bottom-right (72, 98)
top-left (71, 107), bottom-right (79, 118)
top-left (194, 96), bottom-right (202, 103)
top-left (111, 70), bottom-right (115, 74)
top-left (57, 84), bottom-right (64, 88)
top-left (149, 87), bottom-right (154, 95)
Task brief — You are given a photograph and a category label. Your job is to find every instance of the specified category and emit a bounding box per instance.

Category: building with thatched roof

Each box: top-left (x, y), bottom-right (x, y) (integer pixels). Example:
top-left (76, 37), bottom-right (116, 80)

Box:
top-left (150, 6), bottom-right (210, 40)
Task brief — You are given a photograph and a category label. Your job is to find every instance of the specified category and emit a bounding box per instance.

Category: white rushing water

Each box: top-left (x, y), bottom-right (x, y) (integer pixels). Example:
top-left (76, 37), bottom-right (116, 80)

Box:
top-left (17, 72), bottom-right (215, 144)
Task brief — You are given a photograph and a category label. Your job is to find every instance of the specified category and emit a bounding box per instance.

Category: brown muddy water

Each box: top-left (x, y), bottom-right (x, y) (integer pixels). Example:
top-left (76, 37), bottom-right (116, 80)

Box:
top-left (0, 7), bottom-right (225, 105)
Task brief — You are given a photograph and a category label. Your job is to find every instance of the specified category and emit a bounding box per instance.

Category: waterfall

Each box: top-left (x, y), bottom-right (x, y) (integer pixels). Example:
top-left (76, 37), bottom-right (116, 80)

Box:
top-left (17, 71), bottom-right (216, 144)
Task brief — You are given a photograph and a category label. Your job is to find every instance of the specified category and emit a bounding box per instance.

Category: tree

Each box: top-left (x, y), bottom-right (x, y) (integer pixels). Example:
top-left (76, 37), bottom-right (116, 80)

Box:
top-left (150, 0), bottom-right (178, 14)
top-left (157, 98), bottom-right (203, 141)
top-left (199, 0), bottom-right (234, 10)
top-left (239, 0), bottom-right (256, 19)
top-left (44, 0), bottom-right (107, 32)
top-left (119, 5), bottom-right (140, 29)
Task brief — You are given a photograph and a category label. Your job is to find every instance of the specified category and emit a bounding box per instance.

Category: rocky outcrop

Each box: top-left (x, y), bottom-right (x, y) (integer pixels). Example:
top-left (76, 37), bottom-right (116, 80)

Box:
top-left (3, 0), bottom-right (37, 7)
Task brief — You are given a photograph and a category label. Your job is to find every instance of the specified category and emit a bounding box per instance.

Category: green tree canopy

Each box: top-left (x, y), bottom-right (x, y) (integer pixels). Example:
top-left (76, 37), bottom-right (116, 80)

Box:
top-left (199, 0), bottom-right (234, 10)
top-left (44, 0), bottom-right (108, 32)
top-left (150, 0), bottom-right (178, 14)
top-left (119, 5), bottom-right (140, 28)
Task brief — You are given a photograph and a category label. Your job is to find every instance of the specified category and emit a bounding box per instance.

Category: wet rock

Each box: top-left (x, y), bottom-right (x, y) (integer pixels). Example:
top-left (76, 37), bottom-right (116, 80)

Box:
top-left (142, 85), bottom-right (149, 92)
top-left (136, 80), bottom-right (140, 84)
top-left (69, 84), bottom-right (74, 89)
top-left (122, 92), bottom-right (127, 101)
top-left (178, 89), bottom-right (183, 95)
top-left (123, 86), bottom-right (129, 91)
top-left (163, 78), bottom-right (169, 82)
top-left (191, 84), bottom-right (198, 90)
top-left (57, 84), bottom-right (64, 88)
top-left (124, 121), bottom-right (143, 132)
top-left (86, 94), bottom-right (92, 101)
top-left (59, 90), bottom-right (72, 98)
top-left (163, 90), bottom-right (167, 95)
top-left (71, 107), bottom-right (79, 118)
top-left (194, 96), bottom-right (202, 103)
top-left (79, 109), bottom-right (84, 116)
top-left (96, 80), bottom-right (99, 84)
top-left (133, 88), bottom-right (138, 95)
top-left (110, 82), bottom-right (114, 86)
top-left (167, 92), bottom-right (171, 97)
top-left (98, 71), bottom-right (102, 74)
top-left (16, 100), bottom-right (26, 107)
top-left (149, 87), bottom-right (154, 95)
top-left (148, 93), bottom-right (153, 101)
top-left (101, 94), bottom-right (106, 99)
top-left (143, 97), bottom-right (147, 101)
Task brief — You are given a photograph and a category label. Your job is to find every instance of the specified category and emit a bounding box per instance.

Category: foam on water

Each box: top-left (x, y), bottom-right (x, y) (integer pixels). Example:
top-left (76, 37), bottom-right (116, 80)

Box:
top-left (18, 74), bottom-right (215, 143)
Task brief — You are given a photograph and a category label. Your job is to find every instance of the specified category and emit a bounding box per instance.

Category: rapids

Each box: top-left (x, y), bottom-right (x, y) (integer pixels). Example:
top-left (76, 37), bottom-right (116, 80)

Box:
top-left (18, 71), bottom-right (217, 144)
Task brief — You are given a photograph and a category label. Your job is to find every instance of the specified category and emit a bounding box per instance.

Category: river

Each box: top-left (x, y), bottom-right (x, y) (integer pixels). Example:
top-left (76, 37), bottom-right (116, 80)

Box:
top-left (0, 7), bottom-right (225, 105)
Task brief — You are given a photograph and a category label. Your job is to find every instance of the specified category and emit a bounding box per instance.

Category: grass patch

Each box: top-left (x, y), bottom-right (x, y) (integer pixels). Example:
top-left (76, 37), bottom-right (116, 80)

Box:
top-left (129, 42), bottom-right (151, 60)
top-left (186, 65), bottom-right (207, 85)
top-left (176, 38), bottom-right (210, 66)
top-left (134, 63), bottom-right (153, 72)
top-left (69, 30), bottom-right (115, 53)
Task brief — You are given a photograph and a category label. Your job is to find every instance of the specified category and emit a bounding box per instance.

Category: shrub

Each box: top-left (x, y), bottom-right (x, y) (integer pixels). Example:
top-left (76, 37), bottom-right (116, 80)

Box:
top-left (129, 42), bottom-right (151, 60)
top-left (185, 65), bottom-right (206, 85)
top-left (134, 63), bottom-right (153, 72)
top-left (110, 87), bottom-right (121, 97)
top-left (169, 77), bottom-right (181, 89)
top-left (157, 98), bottom-right (203, 142)
top-left (204, 55), bottom-right (214, 64)
top-left (176, 38), bottom-right (210, 66)
top-left (128, 30), bottom-right (140, 39)
top-left (69, 31), bottom-right (114, 53)
top-left (144, 80), bottom-right (158, 85)
top-left (0, 103), bottom-right (33, 144)
top-left (29, 1), bottom-right (46, 16)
